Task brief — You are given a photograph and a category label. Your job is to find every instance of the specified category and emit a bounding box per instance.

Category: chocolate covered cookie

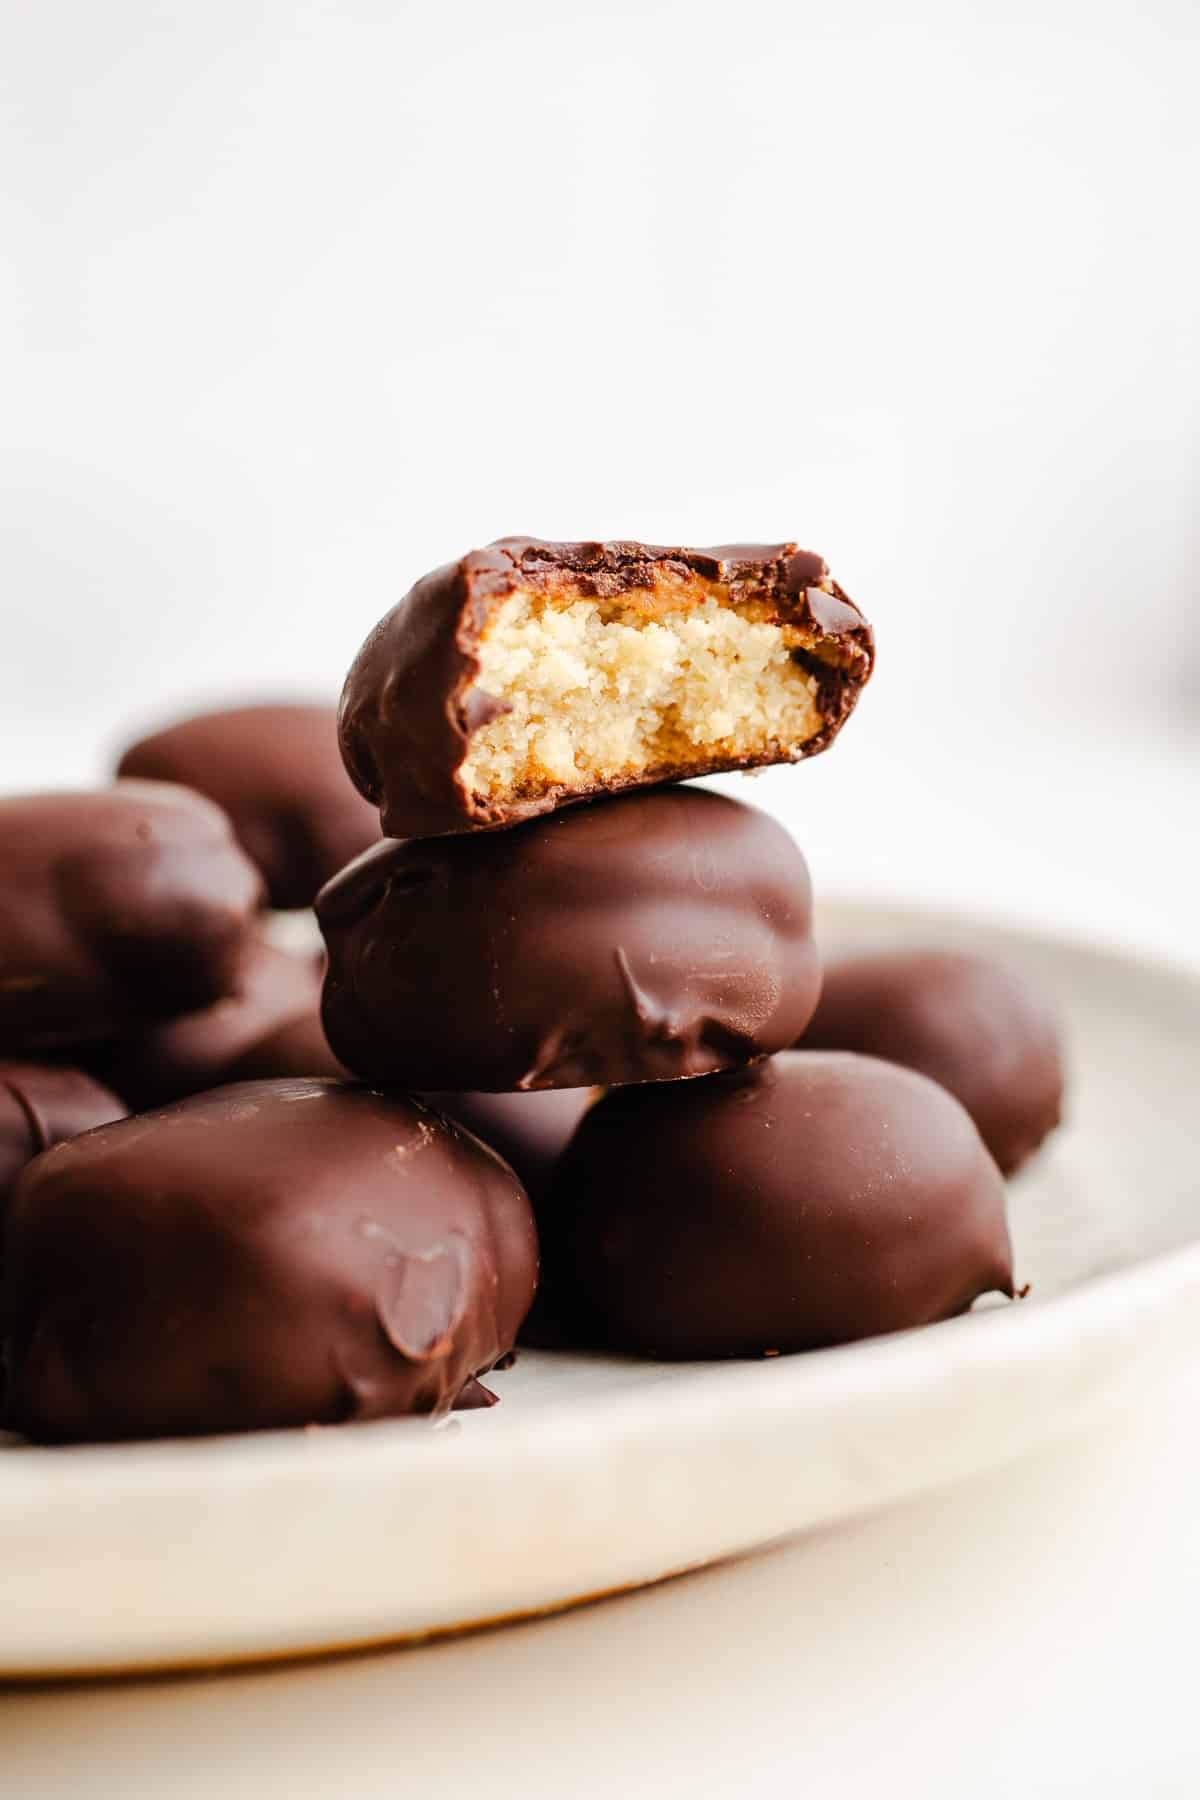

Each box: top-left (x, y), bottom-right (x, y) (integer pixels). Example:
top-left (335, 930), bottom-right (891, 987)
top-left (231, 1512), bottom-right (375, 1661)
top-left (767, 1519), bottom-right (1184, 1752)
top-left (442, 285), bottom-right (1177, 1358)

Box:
top-left (0, 783), bottom-right (262, 1055)
top-left (318, 788), bottom-right (821, 1092)
top-left (543, 1052), bottom-right (1014, 1358)
top-left (339, 539), bottom-right (873, 837)
top-left (2, 1080), bottom-right (538, 1441)
top-left (118, 704), bottom-right (379, 908)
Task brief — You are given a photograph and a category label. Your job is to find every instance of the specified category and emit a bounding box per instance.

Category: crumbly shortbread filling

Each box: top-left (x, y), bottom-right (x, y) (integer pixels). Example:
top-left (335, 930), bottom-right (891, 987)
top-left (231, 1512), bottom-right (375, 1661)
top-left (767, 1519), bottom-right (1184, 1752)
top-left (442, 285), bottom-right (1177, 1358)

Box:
top-left (458, 588), bottom-right (826, 804)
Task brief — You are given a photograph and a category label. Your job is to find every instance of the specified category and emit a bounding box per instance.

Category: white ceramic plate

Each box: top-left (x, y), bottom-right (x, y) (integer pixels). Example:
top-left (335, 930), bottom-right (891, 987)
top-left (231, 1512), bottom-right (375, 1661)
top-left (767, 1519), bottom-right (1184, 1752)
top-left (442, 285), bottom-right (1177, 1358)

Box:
top-left (2, 899), bottom-right (1198, 1678)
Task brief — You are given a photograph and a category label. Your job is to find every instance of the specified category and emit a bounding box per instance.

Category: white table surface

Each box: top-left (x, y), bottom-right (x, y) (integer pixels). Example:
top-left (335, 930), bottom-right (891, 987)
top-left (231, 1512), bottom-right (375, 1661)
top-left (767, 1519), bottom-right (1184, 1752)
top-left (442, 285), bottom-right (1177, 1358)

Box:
top-left (2, 1367), bottom-right (1197, 1800)
top-left (2, 722), bottom-right (1198, 1797)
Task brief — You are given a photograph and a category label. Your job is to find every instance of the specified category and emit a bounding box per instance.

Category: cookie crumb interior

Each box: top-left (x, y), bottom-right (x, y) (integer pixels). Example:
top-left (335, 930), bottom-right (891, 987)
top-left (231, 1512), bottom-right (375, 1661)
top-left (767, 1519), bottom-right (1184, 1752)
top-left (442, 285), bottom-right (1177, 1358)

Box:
top-left (459, 577), bottom-right (834, 807)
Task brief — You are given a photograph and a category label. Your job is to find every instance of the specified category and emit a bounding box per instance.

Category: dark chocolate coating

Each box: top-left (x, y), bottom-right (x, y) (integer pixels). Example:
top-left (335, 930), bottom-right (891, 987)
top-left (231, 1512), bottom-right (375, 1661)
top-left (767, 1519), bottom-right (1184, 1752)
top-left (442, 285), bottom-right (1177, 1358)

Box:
top-left (222, 1004), bottom-right (349, 1086)
top-left (800, 950), bottom-right (1065, 1176)
top-left (90, 941), bottom-right (342, 1109)
top-left (338, 538), bottom-right (875, 837)
top-left (0, 783), bottom-right (263, 1055)
top-left (1, 1080), bottom-right (538, 1442)
top-left (424, 1089), bottom-right (598, 1353)
top-left (543, 1052), bottom-right (1014, 1358)
top-left (318, 787), bottom-right (821, 1092)
top-left (425, 1087), bottom-right (595, 1203)
top-left (118, 704), bottom-right (380, 908)
top-left (0, 1064), bottom-right (126, 1209)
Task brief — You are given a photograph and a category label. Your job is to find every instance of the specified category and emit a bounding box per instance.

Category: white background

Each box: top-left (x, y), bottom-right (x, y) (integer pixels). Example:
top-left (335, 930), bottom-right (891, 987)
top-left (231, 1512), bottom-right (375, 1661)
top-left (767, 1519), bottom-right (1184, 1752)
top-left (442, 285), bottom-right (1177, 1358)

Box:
top-left (2, 6), bottom-right (1199, 1794)
top-left (3, 1), bottom-right (1198, 788)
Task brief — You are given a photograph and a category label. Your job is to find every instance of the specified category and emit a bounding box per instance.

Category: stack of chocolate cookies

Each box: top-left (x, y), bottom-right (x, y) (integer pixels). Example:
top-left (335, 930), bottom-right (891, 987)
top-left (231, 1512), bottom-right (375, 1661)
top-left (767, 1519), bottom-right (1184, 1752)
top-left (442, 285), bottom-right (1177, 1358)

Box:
top-left (0, 538), bottom-right (1064, 1445)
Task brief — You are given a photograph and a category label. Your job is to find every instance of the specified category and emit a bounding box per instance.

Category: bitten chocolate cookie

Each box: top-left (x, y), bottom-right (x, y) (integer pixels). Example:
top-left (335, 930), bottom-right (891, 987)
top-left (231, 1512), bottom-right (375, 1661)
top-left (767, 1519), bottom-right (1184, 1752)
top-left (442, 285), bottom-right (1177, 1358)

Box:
top-left (543, 1052), bottom-right (1014, 1358)
top-left (800, 949), bottom-right (1065, 1175)
top-left (338, 538), bottom-right (874, 837)
top-left (2, 1080), bottom-right (538, 1442)
top-left (318, 787), bottom-right (821, 1092)
top-left (0, 783), bottom-right (263, 1055)
top-left (118, 703), bottom-right (379, 908)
